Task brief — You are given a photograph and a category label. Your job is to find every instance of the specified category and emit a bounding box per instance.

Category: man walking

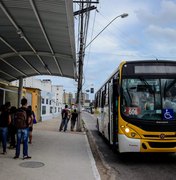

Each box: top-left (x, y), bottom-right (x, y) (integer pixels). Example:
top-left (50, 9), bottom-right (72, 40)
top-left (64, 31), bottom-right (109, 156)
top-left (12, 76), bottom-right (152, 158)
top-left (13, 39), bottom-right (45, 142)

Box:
top-left (59, 105), bottom-right (70, 132)
top-left (14, 98), bottom-right (32, 159)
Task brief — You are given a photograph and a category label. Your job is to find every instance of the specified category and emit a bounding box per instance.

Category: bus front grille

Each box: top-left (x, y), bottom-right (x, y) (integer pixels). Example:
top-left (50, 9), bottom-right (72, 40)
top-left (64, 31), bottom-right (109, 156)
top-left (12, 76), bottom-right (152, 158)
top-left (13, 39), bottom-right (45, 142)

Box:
top-left (143, 134), bottom-right (176, 139)
top-left (148, 142), bottom-right (176, 148)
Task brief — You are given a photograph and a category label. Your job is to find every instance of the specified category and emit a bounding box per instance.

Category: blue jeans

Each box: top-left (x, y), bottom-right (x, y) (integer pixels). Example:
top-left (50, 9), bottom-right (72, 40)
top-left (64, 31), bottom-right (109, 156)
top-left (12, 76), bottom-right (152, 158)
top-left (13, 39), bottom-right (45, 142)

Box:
top-left (0, 127), bottom-right (8, 153)
top-left (59, 118), bottom-right (69, 131)
top-left (16, 128), bottom-right (29, 157)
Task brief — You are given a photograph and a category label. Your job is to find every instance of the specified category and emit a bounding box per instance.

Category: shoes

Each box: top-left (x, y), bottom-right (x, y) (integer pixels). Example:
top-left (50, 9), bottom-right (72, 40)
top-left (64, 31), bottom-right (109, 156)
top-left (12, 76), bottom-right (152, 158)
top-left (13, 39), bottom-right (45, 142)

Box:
top-left (13, 156), bottom-right (19, 159)
top-left (1, 151), bottom-right (7, 155)
top-left (9, 145), bottom-right (16, 149)
top-left (23, 156), bottom-right (31, 160)
top-left (28, 141), bottom-right (32, 144)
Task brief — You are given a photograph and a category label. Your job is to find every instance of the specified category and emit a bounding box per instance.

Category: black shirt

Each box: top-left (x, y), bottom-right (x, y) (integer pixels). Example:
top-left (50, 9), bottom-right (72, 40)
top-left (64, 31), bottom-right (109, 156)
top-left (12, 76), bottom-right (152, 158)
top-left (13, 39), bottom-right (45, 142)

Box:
top-left (0, 111), bottom-right (9, 127)
top-left (71, 112), bottom-right (78, 121)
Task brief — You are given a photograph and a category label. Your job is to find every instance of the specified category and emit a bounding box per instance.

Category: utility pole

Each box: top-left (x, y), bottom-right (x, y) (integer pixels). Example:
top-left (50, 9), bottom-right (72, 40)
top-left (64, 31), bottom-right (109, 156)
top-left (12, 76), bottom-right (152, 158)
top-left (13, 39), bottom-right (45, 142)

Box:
top-left (74, 2), bottom-right (128, 132)
top-left (74, 0), bottom-right (98, 131)
top-left (76, 2), bottom-right (84, 131)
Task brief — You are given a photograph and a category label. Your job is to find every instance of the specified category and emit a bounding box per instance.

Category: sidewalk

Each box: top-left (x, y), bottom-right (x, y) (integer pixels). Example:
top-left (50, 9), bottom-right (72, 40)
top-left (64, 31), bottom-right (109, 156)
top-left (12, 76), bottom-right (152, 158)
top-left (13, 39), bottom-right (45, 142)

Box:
top-left (0, 117), bottom-right (100, 180)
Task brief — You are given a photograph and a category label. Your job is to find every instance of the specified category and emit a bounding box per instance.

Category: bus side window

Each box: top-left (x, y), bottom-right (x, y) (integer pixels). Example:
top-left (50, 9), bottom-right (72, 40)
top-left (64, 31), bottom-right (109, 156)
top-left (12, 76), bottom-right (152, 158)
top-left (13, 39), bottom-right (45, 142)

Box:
top-left (101, 90), bottom-right (106, 108)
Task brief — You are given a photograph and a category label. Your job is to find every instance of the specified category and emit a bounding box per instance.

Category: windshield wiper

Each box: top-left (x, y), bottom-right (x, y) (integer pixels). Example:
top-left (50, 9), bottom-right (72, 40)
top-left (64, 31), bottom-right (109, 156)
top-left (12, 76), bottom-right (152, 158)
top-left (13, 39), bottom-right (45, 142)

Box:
top-left (138, 77), bottom-right (154, 94)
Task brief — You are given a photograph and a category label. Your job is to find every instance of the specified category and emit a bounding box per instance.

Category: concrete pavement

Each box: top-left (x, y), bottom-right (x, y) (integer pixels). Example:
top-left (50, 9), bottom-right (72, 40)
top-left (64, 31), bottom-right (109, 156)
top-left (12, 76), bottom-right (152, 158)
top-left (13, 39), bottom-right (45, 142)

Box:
top-left (0, 117), bottom-right (100, 180)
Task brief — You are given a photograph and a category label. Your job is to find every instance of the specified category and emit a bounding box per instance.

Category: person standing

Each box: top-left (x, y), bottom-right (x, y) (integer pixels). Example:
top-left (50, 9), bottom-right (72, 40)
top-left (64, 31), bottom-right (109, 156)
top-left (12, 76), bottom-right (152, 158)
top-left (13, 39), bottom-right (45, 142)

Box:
top-left (0, 105), bottom-right (11, 154)
top-left (14, 98), bottom-right (32, 159)
top-left (59, 105), bottom-right (70, 132)
top-left (70, 109), bottom-right (78, 131)
top-left (9, 106), bottom-right (17, 149)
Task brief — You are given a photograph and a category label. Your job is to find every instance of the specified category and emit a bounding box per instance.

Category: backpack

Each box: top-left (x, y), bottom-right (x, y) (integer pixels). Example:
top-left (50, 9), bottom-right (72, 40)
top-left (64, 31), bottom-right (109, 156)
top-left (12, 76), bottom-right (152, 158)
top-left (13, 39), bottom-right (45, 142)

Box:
top-left (15, 108), bottom-right (27, 129)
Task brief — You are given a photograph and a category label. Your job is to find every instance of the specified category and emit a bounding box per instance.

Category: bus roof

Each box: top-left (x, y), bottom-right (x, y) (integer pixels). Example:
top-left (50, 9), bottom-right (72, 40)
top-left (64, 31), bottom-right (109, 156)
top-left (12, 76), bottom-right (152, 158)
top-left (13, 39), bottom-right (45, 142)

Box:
top-left (95, 59), bottom-right (176, 94)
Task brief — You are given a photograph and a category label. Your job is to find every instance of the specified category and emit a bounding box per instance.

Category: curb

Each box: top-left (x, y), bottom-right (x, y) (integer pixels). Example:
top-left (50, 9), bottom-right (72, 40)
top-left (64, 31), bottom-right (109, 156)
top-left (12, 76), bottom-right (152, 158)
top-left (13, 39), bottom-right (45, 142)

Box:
top-left (84, 124), bottom-right (116, 180)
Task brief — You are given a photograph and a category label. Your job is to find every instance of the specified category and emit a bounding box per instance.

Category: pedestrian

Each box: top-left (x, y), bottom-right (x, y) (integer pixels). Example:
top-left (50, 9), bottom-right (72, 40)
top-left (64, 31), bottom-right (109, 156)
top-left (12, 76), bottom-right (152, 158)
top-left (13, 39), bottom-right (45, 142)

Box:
top-left (14, 98), bottom-right (32, 159)
top-left (4, 102), bottom-right (11, 142)
top-left (70, 109), bottom-right (78, 131)
top-left (0, 104), bottom-right (11, 154)
top-left (59, 105), bottom-right (70, 132)
top-left (9, 106), bottom-right (17, 149)
top-left (5, 102), bottom-right (11, 112)
top-left (27, 105), bottom-right (36, 144)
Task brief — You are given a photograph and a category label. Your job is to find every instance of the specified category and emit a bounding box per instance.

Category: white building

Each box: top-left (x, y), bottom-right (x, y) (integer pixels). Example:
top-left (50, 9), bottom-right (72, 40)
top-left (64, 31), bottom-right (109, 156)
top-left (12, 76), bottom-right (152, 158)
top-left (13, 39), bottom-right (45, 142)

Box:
top-left (52, 85), bottom-right (63, 111)
top-left (11, 77), bottom-right (63, 121)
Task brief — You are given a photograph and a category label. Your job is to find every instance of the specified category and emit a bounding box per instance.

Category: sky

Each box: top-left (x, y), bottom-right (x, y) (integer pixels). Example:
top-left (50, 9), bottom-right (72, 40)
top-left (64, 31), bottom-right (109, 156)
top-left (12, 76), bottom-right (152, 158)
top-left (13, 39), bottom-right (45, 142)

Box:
top-left (36, 0), bottom-right (176, 100)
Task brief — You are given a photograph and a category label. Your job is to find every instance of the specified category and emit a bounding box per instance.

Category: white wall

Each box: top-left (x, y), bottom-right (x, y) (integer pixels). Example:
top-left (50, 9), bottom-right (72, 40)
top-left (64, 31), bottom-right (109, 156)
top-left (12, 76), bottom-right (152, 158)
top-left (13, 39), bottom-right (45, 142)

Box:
top-left (11, 77), bottom-right (66, 121)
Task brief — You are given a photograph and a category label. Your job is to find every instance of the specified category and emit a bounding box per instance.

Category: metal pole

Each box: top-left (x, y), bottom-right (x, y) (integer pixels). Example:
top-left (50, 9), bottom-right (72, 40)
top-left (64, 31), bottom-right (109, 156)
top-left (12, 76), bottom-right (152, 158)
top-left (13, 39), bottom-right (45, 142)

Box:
top-left (76, 2), bottom-right (84, 132)
top-left (3, 90), bottom-right (6, 104)
top-left (18, 77), bottom-right (23, 108)
top-left (63, 89), bottom-right (66, 104)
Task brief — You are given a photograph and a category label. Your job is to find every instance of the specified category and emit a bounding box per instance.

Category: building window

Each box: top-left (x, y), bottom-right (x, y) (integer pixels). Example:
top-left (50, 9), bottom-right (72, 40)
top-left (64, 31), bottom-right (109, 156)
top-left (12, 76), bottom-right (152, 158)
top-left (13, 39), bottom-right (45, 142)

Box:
top-left (42, 98), bottom-right (45, 104)
top-left (46, 99), bottom-right (48, 104)
top-left (42, 106), bottom-right (46, 114)
top-left (50, 107), bottom-right (53, 113)
top-left (50, 100), bottom-right (52, 105)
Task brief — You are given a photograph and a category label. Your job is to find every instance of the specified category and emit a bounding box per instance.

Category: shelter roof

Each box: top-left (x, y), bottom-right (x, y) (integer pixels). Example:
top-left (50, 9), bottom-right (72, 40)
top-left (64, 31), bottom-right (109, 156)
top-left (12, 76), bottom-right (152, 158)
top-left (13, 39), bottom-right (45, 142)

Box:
top-left (0, 0), bottom-right (76, 82)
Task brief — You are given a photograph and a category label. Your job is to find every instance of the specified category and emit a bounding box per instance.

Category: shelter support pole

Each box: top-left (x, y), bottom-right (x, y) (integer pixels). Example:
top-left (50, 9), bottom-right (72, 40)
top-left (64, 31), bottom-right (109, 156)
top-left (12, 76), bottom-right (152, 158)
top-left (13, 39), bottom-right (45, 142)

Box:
top-left (18, 77), bottom-right (23, 108)
top-left (3, 91), bottom-right (6, 104)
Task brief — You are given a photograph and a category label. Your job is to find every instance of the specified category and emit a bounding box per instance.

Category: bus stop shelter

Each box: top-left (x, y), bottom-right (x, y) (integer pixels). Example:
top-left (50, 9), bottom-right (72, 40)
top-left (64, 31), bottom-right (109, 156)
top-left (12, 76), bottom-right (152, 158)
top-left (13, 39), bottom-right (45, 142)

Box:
top-left (0, 0), bottom-right (76, 83)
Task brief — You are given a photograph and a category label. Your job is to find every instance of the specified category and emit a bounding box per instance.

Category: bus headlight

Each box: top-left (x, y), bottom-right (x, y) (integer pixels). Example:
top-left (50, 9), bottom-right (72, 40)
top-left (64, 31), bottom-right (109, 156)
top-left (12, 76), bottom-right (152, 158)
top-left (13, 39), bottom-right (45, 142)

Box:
top-left (125, 128), bottom-right (130, 133)
top-left (120, 126), bottom-right (140, 139)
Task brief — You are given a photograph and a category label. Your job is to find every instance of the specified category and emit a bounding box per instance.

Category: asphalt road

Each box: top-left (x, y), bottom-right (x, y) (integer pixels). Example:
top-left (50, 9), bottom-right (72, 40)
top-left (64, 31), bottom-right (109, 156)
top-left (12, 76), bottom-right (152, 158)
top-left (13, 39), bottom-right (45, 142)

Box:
top-left (83, 111), bottom-right (176, 180)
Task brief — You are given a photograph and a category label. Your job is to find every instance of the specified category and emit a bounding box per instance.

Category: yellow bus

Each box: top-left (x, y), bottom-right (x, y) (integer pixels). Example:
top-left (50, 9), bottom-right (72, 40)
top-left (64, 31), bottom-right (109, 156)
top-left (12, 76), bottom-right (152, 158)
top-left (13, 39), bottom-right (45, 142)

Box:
top-left (95, 60), bottom-right (176, 153)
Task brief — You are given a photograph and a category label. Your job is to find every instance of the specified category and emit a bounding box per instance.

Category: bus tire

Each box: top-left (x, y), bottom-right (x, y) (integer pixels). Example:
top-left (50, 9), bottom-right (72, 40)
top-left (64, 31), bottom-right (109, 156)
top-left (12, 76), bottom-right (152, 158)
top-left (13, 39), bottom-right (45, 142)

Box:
top-left (97, 119), bottom-right (101, 135)
top-left (108, 123), bottom-right (111, 144)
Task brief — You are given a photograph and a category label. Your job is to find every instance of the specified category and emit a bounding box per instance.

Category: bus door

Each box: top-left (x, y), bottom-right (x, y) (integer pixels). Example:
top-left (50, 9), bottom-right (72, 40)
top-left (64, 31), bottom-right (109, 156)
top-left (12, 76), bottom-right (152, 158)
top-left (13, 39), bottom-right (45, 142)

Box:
top-left (109, 78), bottom-right (118, 146)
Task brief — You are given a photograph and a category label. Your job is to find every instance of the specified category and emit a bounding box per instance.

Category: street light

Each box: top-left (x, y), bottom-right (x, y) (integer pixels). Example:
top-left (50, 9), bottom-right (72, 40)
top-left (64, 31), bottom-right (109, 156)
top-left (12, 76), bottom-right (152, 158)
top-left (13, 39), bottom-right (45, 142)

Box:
top-left (76, 13), bottom-right (128, 132)
top-left (85, 13), bottom-right (128, 48)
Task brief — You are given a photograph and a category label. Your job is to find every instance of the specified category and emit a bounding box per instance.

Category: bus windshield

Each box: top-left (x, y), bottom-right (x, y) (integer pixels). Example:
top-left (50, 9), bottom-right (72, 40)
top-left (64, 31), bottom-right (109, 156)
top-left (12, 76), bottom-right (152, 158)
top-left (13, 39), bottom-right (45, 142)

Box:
top-left (121, 78), bottom-right (176, 121)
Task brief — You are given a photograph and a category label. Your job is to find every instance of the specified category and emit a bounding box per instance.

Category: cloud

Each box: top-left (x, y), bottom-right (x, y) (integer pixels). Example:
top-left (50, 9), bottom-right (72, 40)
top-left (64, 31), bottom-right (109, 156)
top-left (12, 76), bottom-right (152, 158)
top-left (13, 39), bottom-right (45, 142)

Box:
top-left (146, 25), bottom-right (176, 42)
top-left (87, 34), bottom-right (118, 53)
top-left (136, 0), bottom-right (176, 26)
top-left (143, 25), bottom-right (176, 58)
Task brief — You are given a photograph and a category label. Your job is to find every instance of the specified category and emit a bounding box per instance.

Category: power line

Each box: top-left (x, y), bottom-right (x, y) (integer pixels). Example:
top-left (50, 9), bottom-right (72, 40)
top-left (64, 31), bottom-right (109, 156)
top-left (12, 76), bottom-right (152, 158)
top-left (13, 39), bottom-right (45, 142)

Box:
top-left (85, 13), bottom-right (128, 48)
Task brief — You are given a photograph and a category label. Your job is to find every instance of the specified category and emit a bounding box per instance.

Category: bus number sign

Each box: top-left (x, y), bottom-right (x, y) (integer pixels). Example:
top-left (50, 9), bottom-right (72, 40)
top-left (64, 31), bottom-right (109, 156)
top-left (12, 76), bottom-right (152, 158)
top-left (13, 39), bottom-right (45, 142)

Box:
top-left (125, 107), bottom-right (141, 115)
